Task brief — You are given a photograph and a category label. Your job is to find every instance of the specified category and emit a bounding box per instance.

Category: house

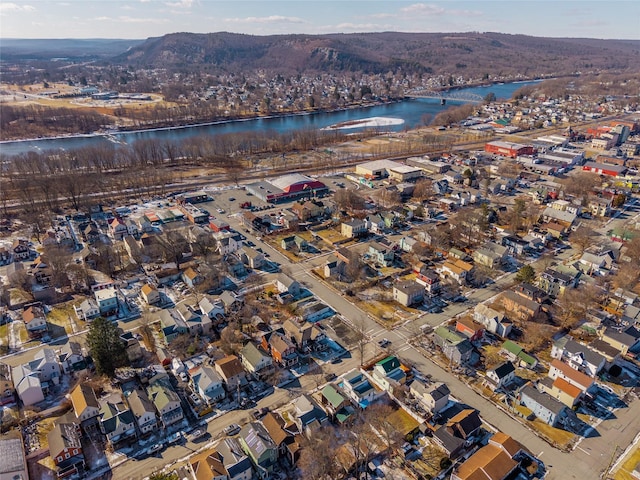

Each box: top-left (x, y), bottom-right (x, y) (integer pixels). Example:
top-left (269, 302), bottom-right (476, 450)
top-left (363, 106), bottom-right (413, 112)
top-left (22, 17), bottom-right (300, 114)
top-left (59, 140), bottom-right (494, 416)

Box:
top-left (261, 412), bottom-right (301, 465)
top-left (159, 309), bottom-right (188, 344)
top-left (109, 218), bottom-right (128, 240)
top-left (292, 200), bottom-right (325, 221)
top-left (124, 218), bottom-right (139, 236)
top-left (69, 383), bottom-right (100, 433)
top-left (199, 296), bottom-right (225, 324)
top-left (579, 248), bottom-right (615, 275)
top-left (240, 343), bottom-right (274, 379)
top-left (446, 408), bottom-right (482, 440)
top-left (551, 336), bottom-right (607, 377)
top-left (367, 241), bottom-right (394, 267)
top-left (12, 239), bottom-right (30, 260)
top-left (190, 365), bottom-right (226, 405)
top-left (541, 207), bottom-right (577, 227)
top-left (220, 290), bottom-right (244, 313)
top-left (0, 431), bottom-right (29, 479)
top-left (455, 317), bottom-right (485, 342)
top-left (485, 361), bottom-right (516, 391)
top-left (12, 363), bottom-right (45, 406)
top-left (261, 331), bottom-right (298, 367)
top-left (83, 224), bottom-right (101, 244)
top-left (474, 304), bottom-right (512, 337)
top-left (588, 197), bottom-right (612, 217)
top-left (148, 377), bottom-right (184, 427)
top-left (282, 319), bottom-right (326, 352)
top-left (57, 341), bottom-right (85, 374)
top-left (501, 235), bottom-right (529, 256)
top-left (415, 266), bottom-right (441, 295)
top-left (341, 219), bottom-right (366, 238)
top-left (323, 255), bottom-right (345, 279)
top-left (240, 246), bottom-right (265, 269)
top-left (214, 355), bottom-right (247, 390)
top-left (182, 267), bottom-right (203, 288)
top-left (238, 422), bottom-right (278, 478)
top-left (499, 291), bottom-right (541, 321)
top-left (598, 326), bottom-right (640, 356)
top-left (73, 299), bottom-right (98, 325)
top-left (95, 287), bottom-right (118, 316)
top-left (215, 232), bottom-right (242, 255)
top-left (209, 438), bottom-right (254, 480)
top-left (501, 340), bottom-right (537, 369)
top-left (48, 423), bottom-right (85, 478)
top-left (12, 348), bottom-right (61, 405)
top-left (275, 274), bottom-right (301, 296)
top-left (140, 283), bottom-right (160, 305)
top-left (290, 394), bottom-right (328, 434)
top-left (433, 326), bottom-right (474, 365)
top-left (519, 384), bottom-right (575, 427)
top-left (190, 442), bottom-right (254, 480)
top-left (319, 384), bottom-right (351, 421)
top-left (22, 304), bottom-right (48, 338)
top-left (393, 281), bottom-right (424, 307)
top-left (410, 381), bottom-right (450, 413)
top-left (365, 213), bottom-right (386, 234)
top-left (539, 267), bottom-right (580, 297)
top-left (513, 283), bottom-right (549, 304)
top-left (120, 331), bottom-right (143, 363)
top-left (451, 432), bottom-right (525, 480)
top-left (125, 388), bottom-right (158, 436)
top-left (341, 369), bottom-right (378, 408)
top-left (99, 393), bottom-right (137, 446)
top-left (538, 377), bottom-right (583, 408)
top-left (439, 259), bottom-right (474, 285)
top-left (371, 356), bottom-right (406, 392)
top-left (473, 243), bottom-right (507, 268)
top-left (548, 359), bottom-right (594, 393)
top-left (298, 300), bottom-right (334, 323)
top-left (176, 301), bottom-right (212, 335)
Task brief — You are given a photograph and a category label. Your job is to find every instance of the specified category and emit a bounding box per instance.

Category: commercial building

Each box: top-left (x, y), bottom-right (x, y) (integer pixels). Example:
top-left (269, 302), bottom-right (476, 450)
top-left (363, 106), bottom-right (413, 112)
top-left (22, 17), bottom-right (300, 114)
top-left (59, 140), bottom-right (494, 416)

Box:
top-left (246, 174), bottom-right (328, 203)
top-left (485, 141), bottom-right (536, 158)
top-left (582, 162), bottom-right (627, 177)
top-left (354, 159), bottom-right (402, 179)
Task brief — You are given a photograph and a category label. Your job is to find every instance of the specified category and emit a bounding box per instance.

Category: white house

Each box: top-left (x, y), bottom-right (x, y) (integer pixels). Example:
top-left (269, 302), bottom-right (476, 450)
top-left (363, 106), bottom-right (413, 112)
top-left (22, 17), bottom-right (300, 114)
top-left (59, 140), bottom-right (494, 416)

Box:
top-left (410, 381), bottom-right (450, 413)
top-left (190, 365), bottom-right (226, 404)
top-left (22, 305), bottom-right (48, 337)
top-left (485, 361), bottom-right (516, 391)
top-left (551, 337), bottom-right (607, 378)
top-left (473, 304), bottom-right (513, 337)
top-left (126, 388), bottom-right (158, 436)
top-left (240, 343), bottom-right (274, 379)
top-left (371, 356), bottom-right (406, 393)
top-left (95, 287), bottom-right (118, 316)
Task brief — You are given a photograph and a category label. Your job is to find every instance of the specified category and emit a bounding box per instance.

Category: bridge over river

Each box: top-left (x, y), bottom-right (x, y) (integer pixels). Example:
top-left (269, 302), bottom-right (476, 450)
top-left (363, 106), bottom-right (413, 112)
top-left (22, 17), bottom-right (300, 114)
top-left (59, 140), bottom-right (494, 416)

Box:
top-left (405, 89), bottom-right (484, 103)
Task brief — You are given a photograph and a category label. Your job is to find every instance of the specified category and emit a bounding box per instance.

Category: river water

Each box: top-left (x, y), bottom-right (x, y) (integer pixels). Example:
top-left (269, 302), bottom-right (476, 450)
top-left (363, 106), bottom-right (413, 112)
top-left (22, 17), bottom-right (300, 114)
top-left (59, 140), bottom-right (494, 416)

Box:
top-left (0, 80), bottom-right (539, 157)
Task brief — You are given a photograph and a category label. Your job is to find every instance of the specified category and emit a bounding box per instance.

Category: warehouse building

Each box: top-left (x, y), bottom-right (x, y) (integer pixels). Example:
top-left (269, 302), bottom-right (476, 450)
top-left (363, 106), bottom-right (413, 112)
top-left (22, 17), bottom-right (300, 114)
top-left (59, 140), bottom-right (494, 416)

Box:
top-left (355, 160), bottom-right (402, 179)
top-left (246, 174), bottom-right (328, 203)
top-left (485, 141), bottom-right (537, 158)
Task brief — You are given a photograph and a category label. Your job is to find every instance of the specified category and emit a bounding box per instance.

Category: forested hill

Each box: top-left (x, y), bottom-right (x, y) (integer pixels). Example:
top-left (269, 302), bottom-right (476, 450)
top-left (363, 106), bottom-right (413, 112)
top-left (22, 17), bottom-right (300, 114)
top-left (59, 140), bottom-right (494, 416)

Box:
top-left (113, 31), bottom-right (640, 76)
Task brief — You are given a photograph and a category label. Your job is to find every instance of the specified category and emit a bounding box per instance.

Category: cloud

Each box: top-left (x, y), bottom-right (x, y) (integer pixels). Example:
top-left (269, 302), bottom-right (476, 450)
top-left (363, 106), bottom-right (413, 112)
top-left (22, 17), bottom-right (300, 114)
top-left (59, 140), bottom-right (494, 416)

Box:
top-left (334, 23), bottom-right (384, 31)
top-left (400, 3), bottom-right (446, 15)
top-left (165, 0), bottom-right (193, 8)
top-left (225, 15), bottom-right (307, 25)
top-left (0, 3), bottom-right (36, 13)
top-left (398, 3), bottom-right (482, 18)
top-left (121, 5), bottom-right (134, 10)
top-left (370, 13), bottom-right (397, 19)
top-left (90, 15), bottom-right (169, 24)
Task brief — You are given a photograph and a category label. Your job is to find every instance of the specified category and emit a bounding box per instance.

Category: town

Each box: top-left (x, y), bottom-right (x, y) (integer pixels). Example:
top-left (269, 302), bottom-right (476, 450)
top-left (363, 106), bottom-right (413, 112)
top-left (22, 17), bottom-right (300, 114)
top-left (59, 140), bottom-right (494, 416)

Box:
top-left (1, 75), bottom-right (640, 480)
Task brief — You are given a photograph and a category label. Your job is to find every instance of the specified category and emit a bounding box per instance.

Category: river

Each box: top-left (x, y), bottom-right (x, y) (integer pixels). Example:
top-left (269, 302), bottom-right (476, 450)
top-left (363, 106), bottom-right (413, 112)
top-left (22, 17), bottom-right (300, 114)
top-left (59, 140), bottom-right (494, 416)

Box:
top-left (0, 80), bottom-right (540, 157)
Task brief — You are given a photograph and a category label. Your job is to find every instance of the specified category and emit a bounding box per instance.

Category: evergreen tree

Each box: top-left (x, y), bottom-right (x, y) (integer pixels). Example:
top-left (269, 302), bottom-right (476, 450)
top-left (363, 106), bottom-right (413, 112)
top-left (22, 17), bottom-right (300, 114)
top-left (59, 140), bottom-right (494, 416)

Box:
top-left (86, 317), bottom-right (129, 377)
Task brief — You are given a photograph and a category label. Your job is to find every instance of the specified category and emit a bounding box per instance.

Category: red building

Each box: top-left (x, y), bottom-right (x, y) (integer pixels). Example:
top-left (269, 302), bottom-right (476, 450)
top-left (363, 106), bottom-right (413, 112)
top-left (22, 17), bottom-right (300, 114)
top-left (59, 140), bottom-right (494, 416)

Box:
top-left (455, 318), bottom-right (485, 342)
top-left (582, 162), bottom-right (627, 177)
top-left (485, 141), bottom-right (537, 158)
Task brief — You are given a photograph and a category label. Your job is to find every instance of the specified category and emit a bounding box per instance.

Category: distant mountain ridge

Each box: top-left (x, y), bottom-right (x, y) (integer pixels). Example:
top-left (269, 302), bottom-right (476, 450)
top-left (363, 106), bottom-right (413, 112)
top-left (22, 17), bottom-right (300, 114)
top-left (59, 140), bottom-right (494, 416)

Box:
top-left (2, 33), bottom-right (639, 77)
top-left (111, 31), bottom-right (640, 76)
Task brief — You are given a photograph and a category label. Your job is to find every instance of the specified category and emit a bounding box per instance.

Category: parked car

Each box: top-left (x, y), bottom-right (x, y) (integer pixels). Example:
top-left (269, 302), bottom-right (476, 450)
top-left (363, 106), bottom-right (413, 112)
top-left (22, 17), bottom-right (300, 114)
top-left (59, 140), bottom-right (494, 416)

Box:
top-left (187, 429), bottom-right (208, 442)
top-left (147, 443), bottom-right (164, 455)
top-left (224, 424), bottom-right (241, 436)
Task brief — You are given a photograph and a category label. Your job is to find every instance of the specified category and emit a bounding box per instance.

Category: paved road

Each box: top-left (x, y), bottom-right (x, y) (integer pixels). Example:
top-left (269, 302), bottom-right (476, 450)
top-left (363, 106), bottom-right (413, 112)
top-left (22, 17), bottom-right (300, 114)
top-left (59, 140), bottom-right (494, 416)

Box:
top-left (230, 221), bottom-right (632, 480)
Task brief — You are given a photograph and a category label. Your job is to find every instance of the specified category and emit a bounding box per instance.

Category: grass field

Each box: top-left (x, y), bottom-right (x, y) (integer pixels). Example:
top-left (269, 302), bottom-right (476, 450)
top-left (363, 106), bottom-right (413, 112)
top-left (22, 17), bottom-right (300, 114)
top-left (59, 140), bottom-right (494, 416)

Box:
top-left (613, 445), bottom-right (640, 480)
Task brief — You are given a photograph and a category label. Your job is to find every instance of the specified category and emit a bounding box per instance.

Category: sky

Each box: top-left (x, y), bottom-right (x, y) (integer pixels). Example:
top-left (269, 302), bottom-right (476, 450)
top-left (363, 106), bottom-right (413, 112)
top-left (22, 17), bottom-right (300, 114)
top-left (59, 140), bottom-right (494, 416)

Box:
top-left (1, 0), bottom-right (639, 40)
